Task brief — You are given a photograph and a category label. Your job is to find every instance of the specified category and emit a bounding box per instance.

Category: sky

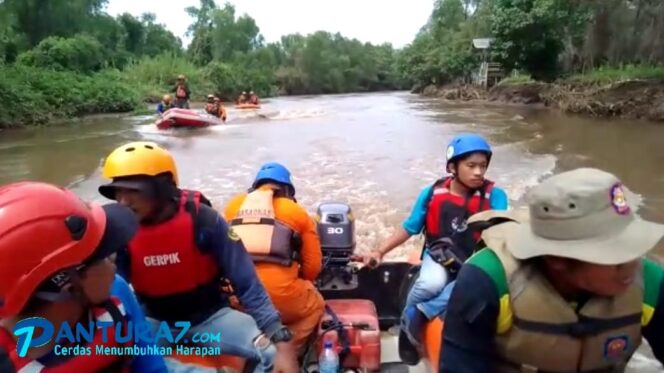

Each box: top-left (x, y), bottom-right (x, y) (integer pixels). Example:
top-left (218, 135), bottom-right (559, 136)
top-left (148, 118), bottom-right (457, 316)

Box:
top-left (104, 0), bottom-right (434, 48)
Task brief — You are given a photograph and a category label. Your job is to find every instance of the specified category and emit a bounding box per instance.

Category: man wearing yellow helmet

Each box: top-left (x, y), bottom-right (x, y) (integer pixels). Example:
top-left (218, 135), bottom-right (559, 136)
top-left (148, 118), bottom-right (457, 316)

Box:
top-left (97, 141), bottom-right (298, 373)
top-left (156, 94), bottom-right (174, 115)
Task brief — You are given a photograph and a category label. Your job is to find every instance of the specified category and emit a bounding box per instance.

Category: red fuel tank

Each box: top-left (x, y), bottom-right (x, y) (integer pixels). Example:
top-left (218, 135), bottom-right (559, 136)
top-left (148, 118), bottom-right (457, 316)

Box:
top-left (316, 299), bottom-right (381, 371)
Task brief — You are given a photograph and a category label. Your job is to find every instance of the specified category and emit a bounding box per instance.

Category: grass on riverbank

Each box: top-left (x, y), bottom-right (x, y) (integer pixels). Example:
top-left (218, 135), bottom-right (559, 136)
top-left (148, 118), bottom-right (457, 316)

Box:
top-left (497, 73), bottom-right (535, 86)
top-left (566, 64), bottom-right (664, 84)
top-left (0, 65), bottom-right (139, 128)
top-left (496, 65), bottom-right (664, 87)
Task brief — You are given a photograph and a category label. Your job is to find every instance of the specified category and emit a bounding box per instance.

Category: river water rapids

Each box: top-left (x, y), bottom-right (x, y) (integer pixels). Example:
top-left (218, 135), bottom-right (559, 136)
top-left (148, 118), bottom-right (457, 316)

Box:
top-left (1, 91), bottom-right (663, 371)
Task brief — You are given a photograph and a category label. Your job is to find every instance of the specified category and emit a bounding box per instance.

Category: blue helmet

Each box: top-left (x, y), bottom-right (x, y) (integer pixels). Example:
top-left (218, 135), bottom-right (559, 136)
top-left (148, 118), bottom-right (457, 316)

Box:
top-left (445, 133), bottom-right (492, 165)
top-left (252, 162), bottom-right (295, 192)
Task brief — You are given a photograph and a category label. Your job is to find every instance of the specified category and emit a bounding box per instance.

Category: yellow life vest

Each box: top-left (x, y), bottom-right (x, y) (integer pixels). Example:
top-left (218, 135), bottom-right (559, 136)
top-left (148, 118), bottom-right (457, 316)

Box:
top-left (465, 210), bottom-right (661, 373)
top-left (229, 188), bottom-right (299, 266)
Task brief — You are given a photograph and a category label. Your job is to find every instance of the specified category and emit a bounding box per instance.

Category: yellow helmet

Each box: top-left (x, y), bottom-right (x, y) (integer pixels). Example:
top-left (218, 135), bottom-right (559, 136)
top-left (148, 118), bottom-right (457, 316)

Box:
top-left (102, 141), bottom-right (179, 185)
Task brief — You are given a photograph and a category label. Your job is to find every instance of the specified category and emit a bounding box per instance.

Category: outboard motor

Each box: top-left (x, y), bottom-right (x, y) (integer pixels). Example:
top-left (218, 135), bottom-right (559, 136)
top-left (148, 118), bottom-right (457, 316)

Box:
top-left (316, 202), bottom-right (356, 267)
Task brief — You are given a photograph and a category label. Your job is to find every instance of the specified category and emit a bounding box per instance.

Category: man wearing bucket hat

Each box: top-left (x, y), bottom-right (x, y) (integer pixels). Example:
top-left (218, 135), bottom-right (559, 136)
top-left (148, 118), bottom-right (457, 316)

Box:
top-left (439, 168), bottom-right (664, 372)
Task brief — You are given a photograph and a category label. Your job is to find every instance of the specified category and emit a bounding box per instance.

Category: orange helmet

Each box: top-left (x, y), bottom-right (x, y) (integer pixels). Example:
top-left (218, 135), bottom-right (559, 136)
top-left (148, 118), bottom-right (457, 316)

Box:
top-left (0, 182), bottom-right (136, 317)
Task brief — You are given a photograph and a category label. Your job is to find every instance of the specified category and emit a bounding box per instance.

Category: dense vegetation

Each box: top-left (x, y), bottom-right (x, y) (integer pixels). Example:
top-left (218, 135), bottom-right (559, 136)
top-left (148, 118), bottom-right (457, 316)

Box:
top-left (401, 0), bottom-right (664, 89)
top-left (2, 0), bottom-right (663, 127)
top-left (0, 0), bottom-right (406, 127)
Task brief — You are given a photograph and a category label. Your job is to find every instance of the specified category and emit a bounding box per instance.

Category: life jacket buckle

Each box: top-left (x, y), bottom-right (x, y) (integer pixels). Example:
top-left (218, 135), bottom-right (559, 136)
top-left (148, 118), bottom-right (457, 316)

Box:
top-left (567, 322), bottom-right (596, 338)
top-left (427, 237), bottom-right (463, 273)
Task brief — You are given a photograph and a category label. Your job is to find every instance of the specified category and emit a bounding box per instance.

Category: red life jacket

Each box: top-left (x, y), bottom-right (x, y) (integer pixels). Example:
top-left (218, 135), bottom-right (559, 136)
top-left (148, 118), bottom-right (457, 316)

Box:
top-left (128, 190), bottom-right (222, 323)
top-left (205, 102), bottom-right (217, 115)
top-left (175, 85), bottom-right (187, 99)
top-left (0, 297), bottom-right (131, 373)
top-left (424, 177), bottom-right (494, 263)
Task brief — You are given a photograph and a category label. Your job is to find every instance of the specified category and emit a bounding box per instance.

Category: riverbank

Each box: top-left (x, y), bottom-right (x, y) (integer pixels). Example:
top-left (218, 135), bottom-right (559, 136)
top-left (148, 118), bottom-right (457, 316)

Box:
top-left (419, 78), bottom-right (664, 122)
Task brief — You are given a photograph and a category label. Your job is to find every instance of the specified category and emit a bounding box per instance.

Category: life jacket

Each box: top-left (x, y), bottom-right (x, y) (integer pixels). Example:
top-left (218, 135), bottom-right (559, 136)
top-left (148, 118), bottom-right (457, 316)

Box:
top-left (0, 297), bottom-right (132, 373)
top-left (205, 102), bottom-right (217, 115)
top-left (128, 189), bottom-right (224, 323)
top-left (423, 177), bottom-right (494, 267)
top-left (176, 84), bottom-right (187, 99)
top-left (229, 188), bottom-right (301, 266)
top-left (465, 212), bottom-right (659, 373)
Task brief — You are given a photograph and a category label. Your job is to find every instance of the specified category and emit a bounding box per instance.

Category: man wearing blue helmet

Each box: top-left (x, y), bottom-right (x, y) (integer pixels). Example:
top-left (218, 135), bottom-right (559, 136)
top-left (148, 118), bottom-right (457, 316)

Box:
top-left (364, 133), bottom-right (508, 354)
top-left (224, 162), bottom-right (325, 355)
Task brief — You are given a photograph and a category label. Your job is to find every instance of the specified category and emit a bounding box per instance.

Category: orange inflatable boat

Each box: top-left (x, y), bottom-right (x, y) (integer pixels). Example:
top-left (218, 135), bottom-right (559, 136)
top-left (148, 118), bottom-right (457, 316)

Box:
top-left (234, 103), bottom-right (260, 109)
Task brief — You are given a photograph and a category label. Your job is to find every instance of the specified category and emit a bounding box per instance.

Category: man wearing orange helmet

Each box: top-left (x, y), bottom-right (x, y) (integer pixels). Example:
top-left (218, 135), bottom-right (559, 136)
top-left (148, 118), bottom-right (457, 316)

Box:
top-left (0, 181), bottom-right (167, 372)
top-left (97, 141), bottom-right (298, 373)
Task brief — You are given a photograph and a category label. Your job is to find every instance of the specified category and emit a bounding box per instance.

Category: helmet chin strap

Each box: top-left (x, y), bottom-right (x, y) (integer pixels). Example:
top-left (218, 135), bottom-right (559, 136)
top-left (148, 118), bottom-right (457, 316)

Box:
top-left (33, 268), bottom-right (94, 306)
top-left (450, 165), bottom-right (480, 193)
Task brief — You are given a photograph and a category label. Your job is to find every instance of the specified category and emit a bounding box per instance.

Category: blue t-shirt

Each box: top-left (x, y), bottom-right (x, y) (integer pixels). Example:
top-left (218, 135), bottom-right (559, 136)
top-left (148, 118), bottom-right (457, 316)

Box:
top-left (402, 181), bottom-right (509, 235)
top-left (36, 275), bottom-right (168, 372)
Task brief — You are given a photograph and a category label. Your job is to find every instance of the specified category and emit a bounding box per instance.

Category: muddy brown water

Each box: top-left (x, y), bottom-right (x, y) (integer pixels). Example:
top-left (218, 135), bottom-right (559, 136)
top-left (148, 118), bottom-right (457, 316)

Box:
top-left (0, 92), bottom-right (662, 371)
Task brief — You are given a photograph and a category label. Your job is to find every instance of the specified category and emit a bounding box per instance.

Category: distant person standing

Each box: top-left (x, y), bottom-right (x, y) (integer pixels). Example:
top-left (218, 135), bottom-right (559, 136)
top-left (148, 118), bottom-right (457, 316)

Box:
top-left (172, 74), bottom-right (191, 109)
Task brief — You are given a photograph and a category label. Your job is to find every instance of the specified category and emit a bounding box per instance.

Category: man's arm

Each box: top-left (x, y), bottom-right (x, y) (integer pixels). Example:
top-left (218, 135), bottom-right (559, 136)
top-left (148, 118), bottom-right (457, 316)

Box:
top-left (200, 206), bottom-right (285, 337)
top-left (374, 185), bottom-right (433, 259)
top-left (440, 263), bottom-right (499, 372)
top-left (641, 257), bottom-right (664, 364)
top-left (290, 202), bottom-right (322, 281)
top-left (401, 184), bottom-right (433, 236)
top-left (111, 275), bottom-right (168, 373)
top-left (489, 187), bottom-right (509, 211)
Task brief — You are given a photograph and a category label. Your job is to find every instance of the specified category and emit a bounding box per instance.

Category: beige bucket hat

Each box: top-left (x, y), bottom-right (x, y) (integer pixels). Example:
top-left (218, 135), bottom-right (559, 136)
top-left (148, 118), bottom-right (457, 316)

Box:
top-left (503, 168), bottom-right (664, 265)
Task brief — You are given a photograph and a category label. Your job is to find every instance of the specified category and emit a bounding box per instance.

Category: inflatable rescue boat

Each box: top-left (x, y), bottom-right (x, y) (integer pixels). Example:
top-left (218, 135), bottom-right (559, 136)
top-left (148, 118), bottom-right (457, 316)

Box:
top-left (155, 108), bottom-right (223, 130)
top-left (167, 202), bottom-right (441, 372)
top-left (234, 103), bottom-right (261, 109)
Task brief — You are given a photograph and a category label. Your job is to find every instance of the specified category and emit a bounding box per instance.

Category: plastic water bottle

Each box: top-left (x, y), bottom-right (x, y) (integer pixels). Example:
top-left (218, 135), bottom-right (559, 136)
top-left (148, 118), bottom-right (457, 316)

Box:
top-left (318, 340), bottom-right (339, 373)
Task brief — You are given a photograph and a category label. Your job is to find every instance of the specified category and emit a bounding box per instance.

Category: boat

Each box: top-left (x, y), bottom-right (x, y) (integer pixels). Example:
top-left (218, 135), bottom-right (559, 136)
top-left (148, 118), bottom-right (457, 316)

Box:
top-left (234, 103), bottom-right (261, 109)
top-left (166, 201), bottom-right (440, 372)
top-left (155, 108), bottom-right (223, 130)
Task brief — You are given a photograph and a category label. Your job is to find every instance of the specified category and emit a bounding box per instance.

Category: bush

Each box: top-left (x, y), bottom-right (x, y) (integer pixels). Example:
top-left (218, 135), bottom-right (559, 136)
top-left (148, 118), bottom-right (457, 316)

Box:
top-left (123, 53), bottom-right (213, 102)
top-left (17, 35), bottom-right (105, 73)
top-left (0, 65), bottom-right (138, 128)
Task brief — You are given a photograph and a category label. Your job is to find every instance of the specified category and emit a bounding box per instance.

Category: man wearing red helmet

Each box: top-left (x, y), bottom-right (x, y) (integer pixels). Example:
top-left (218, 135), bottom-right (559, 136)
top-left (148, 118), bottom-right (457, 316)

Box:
top-left (0, 181), bottom-right (167, 372)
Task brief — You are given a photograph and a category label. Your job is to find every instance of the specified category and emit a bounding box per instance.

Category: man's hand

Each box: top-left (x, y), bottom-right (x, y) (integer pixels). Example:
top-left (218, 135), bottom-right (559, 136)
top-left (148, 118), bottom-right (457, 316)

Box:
top-left (273, 341), bottom-right (299, 373)
top-left (362, 250), bottom-right (383, 268)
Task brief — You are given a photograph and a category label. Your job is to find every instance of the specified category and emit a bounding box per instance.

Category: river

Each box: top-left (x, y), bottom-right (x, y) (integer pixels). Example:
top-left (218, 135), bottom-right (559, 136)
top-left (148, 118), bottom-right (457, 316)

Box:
top-left (0, 91), bottom-right (662, 371)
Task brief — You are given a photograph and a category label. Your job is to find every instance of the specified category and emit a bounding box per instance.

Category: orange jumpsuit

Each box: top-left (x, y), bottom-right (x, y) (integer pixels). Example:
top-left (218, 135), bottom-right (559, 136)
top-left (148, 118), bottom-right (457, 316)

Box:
top-left (224, 186), bottom-right (324, 351)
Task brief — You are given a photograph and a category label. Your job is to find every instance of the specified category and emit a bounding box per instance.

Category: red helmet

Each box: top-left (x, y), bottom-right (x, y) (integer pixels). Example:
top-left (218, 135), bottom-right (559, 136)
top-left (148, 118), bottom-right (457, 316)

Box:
top-left (0, 182), bottom-right (107, 317)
